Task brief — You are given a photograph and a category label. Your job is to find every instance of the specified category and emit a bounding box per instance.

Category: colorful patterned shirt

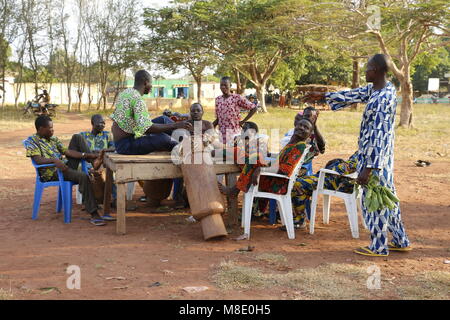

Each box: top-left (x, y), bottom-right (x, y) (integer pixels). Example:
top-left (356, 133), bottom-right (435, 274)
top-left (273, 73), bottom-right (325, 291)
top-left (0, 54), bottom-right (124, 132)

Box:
top-left (215, 94), bottom-right (255, 143)
top-left (79, 131), bottom-right (114, 152)
top-left (110, 88), bottom-right (153, 138)
top-left (24, 134), bottom-right (67, 182)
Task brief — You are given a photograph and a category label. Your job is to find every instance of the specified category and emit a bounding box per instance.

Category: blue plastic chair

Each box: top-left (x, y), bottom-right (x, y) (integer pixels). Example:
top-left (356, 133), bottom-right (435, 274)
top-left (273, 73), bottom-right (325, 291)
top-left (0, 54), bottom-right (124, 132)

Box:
top-left (268, 161), bottom-right (313, 224)
top-left (24, 140), bottom-right (87, 223)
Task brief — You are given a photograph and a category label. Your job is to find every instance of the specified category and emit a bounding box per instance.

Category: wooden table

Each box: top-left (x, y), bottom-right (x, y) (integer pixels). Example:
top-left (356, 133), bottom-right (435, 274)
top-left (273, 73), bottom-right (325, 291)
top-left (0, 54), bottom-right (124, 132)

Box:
top-left (102, 152), bottom-right (241, 234)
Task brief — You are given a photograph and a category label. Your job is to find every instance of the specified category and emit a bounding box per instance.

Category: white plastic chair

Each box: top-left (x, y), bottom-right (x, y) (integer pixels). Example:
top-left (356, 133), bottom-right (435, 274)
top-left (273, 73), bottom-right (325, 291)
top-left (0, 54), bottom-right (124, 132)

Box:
top-left (241, 144), bottom-right (310, 240)
top-left (309, 169), bottom-right (366, 238)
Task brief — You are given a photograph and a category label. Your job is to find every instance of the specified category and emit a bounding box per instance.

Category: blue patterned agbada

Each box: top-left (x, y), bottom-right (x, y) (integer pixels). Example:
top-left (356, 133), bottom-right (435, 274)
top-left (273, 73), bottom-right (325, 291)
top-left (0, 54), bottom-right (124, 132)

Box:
top-left (325, 82), bottom-right (410, 255)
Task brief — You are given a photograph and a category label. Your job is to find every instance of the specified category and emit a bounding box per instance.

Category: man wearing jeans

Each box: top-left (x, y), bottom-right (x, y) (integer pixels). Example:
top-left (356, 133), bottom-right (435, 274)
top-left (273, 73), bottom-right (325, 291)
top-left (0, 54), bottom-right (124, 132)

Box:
top-left (110, 70), bottom-right (192, 154)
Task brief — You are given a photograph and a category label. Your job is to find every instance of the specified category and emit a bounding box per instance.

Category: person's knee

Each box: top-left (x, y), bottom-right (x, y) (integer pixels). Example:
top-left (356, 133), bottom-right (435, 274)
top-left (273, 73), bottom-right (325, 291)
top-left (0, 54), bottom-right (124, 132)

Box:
top-left (152, 115), bottom-right (174, 124)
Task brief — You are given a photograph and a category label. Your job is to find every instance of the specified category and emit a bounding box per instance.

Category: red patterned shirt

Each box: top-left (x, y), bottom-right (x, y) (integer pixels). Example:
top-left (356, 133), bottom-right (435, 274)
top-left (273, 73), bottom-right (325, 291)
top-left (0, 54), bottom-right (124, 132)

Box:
top-left (215, 94), bottom-right (255, 143)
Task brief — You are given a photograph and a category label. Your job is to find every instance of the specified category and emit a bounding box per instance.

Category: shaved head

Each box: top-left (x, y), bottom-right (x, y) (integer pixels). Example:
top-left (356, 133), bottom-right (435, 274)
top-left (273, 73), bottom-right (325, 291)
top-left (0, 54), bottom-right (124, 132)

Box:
top-left (134, 70), bottom-right (152, 86)
top-left (369, 54), bottom-right (389, 74)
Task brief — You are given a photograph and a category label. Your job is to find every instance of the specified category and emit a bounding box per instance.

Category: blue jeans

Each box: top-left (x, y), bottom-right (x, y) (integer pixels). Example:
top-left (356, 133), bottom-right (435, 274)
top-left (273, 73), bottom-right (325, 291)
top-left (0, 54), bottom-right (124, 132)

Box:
top-left (115, 116), bottom-right (178, 155)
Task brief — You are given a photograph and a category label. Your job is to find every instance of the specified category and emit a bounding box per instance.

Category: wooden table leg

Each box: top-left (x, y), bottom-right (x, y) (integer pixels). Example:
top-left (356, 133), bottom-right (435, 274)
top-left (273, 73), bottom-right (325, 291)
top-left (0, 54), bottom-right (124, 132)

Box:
top-left (103, 167), bottom-right (113, 215)
top-left (225, 173), bottom-right (239, 227)
top-left (116, 183), bottom-right (126, 235)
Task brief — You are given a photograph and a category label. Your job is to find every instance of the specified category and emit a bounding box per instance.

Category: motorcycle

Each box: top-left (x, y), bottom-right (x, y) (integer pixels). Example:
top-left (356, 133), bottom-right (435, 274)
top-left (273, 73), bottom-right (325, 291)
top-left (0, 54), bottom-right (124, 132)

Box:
top-left (23, 99), bottom-right (58, 117)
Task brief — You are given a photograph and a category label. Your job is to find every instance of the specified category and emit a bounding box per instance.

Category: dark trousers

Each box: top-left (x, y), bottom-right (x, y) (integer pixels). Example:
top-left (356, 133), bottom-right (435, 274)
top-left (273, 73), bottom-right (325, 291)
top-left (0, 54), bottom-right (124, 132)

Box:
top-left (63, 134), bottom-right (98, 215)
top-left (115, 116), bottom-right (178, 155)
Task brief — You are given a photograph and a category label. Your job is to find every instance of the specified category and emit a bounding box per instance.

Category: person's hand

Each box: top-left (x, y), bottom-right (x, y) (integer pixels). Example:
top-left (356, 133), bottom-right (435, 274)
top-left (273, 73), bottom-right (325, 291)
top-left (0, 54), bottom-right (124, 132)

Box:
top-left (303, 91), bottom-right (325, 103)
top-left (174, 121), bottom-right (193, 131)
top-left (314, 110), bottom-right (320, 124)
top-left (357, 167), bottom-right (372, 186)
top-left (54, 159), bottom-right (68, 172)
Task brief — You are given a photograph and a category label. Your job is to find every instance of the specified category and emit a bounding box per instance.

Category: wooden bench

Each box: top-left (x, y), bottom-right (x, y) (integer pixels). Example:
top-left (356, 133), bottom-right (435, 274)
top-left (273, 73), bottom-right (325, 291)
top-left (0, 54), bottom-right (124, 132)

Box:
top-left (102, 152), bottom-right (241, 234)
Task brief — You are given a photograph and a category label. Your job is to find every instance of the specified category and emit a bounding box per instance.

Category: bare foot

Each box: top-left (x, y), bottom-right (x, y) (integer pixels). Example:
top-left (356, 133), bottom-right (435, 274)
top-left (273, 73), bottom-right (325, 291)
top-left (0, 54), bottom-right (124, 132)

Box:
top-left (218, 182), bottom-right (239, 198)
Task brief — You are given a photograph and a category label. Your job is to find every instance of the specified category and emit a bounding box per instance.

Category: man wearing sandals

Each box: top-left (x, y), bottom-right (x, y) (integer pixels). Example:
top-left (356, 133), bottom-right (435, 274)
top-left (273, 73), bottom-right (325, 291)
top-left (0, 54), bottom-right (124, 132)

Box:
top-left (305, 54), bottom-right (411, 256)
top-left (25, 115), bottom-right (107, 226)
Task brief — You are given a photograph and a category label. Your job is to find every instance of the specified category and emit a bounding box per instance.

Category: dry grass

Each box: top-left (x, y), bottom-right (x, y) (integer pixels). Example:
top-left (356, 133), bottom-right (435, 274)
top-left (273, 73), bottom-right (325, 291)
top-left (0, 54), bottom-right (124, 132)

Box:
top-left (0, 288), bottom-right (13, 300)
top-left (254, 253), bottom-right (288, 265)
top-left (0, 105), bottom-right (66, 132)
top-left (212, 261), bottom-right (272, 290)
top-left (396, 271), bottom-right (450, 300)
top-left (212, 260), bottom-right (371, 299)
top-left (212, 261), bottom-right (450, 300)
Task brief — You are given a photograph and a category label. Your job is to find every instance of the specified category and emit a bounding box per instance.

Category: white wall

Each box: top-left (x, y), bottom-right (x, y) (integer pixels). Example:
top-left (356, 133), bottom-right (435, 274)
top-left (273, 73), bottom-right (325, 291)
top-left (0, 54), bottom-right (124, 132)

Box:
top-left (1, 80), bottom-right (102, 106)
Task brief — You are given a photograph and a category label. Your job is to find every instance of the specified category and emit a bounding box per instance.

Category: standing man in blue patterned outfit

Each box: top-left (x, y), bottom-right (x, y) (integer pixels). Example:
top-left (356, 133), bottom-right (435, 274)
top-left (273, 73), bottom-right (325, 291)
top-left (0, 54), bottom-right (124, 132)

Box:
top-left (305, 54), bottom-right (411, 257)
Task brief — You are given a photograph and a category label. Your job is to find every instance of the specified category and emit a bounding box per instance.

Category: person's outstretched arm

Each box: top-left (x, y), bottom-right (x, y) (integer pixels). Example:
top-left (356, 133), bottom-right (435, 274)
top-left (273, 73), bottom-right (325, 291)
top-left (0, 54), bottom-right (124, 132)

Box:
top-left (305, 85), bottom-right (373, 111)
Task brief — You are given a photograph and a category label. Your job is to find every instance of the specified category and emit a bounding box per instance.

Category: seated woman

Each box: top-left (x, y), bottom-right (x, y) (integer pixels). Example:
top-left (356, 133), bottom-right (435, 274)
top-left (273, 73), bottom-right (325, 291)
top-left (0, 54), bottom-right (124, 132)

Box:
top-left (219, 118), bottom-right (315, 205)
top-left (291, 151), bottom-right (359, 227)
top-left (280, 106), bottom-right (325, 172)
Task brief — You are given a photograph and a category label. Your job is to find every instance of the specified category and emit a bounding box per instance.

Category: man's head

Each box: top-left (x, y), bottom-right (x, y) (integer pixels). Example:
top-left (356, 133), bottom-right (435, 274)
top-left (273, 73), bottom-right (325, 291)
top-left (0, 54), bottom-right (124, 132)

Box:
top-left (303, 106), bottom-right (318, 125)
top-left (242, 121), bottom-right (258, 134)
top-left (43, 90), bottom-right (48, 94)
top-left (293, 118), bottom-right (313, 141)
top-left (35, 115), bottom-right (53, 139)
top-left (134, 70), bottom-right (152, 95)
top-left (190, 103), bottom-right (204, 121)
top-left (220, 76), bottom-right (232, 96)
top-left (91, 114), bottom-right (105, 134)
top-left (365, 54), bottom-right (389, 83)
top-left (241, 122), bottom-right (259, 142)
top-left (294, 111), bottom-right (303, 127)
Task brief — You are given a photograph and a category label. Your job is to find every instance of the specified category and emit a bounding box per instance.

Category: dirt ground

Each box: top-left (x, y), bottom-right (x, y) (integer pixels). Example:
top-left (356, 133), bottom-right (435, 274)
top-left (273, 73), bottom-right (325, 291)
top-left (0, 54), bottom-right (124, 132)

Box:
top-left (0, 112), bottom-right (449, 300)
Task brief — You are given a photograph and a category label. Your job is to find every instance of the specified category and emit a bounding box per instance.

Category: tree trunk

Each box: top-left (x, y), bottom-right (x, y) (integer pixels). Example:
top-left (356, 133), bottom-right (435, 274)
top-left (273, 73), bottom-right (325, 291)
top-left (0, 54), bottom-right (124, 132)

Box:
top-left (67, 83), bottom-right (72, 112)
top-left (398, 77), bottom-right (414, 127)
top-left (1, 76), bottom-right (5, 109)
top-left (233, 68), bottom-right (247, 95)
top-left (351, 58), bottom-right (360, 111)
top-left (14, 82), bottom-right (22, 109)
top-left (256, 83), bottom-right (267, 113)
top-left (194, 76), bottom-right (202, 104)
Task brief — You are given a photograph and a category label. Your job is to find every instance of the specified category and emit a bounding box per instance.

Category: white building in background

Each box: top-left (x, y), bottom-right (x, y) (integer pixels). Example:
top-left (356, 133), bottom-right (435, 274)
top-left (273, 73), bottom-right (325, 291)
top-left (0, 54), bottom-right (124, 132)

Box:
top-left (0, 78), bottom-right (102, 106)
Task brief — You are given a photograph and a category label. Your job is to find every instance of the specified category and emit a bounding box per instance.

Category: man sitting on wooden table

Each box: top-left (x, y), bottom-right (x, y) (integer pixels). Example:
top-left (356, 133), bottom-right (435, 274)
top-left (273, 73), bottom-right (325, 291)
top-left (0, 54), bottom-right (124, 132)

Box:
top-left (110, 70), bottom-right (193, 212)
top-left (110, 70), bottom-right (192, 155)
